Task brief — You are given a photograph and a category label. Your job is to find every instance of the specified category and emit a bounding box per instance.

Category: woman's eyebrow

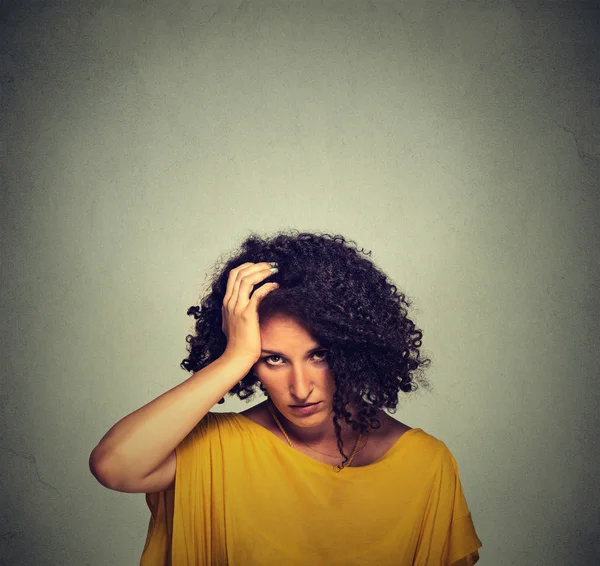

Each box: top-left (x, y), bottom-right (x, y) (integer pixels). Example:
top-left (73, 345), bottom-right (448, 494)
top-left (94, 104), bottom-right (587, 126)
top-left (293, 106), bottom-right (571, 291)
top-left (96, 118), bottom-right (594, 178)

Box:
top-left (260, 346), bottom-right (324, 355)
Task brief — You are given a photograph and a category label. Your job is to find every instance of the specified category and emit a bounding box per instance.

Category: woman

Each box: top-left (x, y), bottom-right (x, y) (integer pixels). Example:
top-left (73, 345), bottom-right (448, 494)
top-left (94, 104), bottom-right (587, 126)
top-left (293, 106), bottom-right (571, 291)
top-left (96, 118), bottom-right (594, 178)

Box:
top-left (89, 230), bottom-right (482, 565)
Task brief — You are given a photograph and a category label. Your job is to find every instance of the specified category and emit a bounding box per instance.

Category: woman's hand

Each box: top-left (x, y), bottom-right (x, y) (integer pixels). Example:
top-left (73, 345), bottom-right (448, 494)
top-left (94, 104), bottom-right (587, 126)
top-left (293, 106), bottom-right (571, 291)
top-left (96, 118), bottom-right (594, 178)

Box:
top-left (221, 262), bottom-right (279, 364)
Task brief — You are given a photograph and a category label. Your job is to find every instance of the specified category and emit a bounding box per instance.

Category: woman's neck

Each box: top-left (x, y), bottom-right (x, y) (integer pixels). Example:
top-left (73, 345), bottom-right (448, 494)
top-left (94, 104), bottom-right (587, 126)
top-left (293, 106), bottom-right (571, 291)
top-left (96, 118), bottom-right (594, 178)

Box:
top-left (268, 399), bottom-right (361, 447)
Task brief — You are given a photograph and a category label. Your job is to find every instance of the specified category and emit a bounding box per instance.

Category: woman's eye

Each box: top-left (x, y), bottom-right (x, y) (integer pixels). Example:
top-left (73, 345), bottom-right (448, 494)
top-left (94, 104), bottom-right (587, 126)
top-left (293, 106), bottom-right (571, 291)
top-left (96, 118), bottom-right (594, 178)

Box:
top-left (263, 351), bottom-right (327, 366)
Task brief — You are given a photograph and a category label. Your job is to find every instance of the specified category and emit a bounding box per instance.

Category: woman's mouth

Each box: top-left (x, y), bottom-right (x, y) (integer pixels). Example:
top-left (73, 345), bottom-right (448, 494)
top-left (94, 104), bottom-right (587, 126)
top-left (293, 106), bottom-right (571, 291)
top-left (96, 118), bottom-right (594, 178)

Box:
top-left (289, 402), bottom-right (321, 415)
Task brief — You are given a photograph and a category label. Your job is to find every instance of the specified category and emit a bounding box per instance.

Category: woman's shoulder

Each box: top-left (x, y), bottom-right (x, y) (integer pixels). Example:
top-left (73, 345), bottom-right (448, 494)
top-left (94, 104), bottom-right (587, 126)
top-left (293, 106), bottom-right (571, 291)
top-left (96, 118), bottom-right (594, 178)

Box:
top-left (238, 401), bottom-right (272, 427)
top-left (182, 410), bottom-right (240, 444)
top-left (238, 401), bottom-right (420, 467)
top-left (238, 401), bottom-right (412, 429)
top-left (236, 402), bottom-right (442, 450)
top-left (202, 404), bottom-right (449, 469)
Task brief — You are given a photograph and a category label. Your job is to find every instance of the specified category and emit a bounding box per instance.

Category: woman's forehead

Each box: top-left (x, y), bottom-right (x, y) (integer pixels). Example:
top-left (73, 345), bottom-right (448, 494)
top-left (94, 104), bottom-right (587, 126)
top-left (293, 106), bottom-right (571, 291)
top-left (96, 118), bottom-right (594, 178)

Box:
top-left (261, 314), bottom-right (309, 334)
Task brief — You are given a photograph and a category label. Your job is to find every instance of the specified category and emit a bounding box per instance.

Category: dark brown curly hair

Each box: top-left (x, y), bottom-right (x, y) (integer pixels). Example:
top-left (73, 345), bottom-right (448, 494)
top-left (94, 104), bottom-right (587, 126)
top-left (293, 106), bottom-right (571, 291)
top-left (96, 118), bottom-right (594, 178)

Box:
top-left (182, 230), bottom-right (432, 469)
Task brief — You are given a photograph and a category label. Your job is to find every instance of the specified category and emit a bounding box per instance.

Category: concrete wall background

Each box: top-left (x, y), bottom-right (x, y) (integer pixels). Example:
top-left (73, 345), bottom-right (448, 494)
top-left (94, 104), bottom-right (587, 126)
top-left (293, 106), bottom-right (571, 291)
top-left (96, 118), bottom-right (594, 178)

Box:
top-left (1, 0), bottom-right (599, 564)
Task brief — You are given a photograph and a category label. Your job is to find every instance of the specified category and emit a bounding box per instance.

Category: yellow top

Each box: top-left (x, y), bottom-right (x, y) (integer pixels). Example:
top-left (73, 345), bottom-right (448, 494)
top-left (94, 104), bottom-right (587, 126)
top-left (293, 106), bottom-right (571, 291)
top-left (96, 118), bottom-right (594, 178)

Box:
top-left (140, 411), bottom-right (482, 566)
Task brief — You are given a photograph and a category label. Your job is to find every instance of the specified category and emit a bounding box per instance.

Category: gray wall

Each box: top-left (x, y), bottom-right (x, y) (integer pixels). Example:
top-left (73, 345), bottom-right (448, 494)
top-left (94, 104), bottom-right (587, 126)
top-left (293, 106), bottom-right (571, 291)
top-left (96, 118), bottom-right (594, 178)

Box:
top-left (2, 1), bottom-right (599, 564)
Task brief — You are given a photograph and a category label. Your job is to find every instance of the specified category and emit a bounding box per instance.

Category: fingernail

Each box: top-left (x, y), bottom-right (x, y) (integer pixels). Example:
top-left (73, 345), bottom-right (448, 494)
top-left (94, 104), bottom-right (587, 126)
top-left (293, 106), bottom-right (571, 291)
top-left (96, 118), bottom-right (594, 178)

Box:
top-left (268, 261), bottom-right (278, 267)
top-left (270, 267), bottom-right (279, 273)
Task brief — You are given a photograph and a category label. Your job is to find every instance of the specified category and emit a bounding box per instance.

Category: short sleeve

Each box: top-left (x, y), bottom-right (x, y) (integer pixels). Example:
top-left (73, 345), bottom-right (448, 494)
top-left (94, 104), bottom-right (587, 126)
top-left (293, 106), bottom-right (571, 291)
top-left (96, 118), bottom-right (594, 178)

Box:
top-left (171, 412), bottom-right (230, 566)
top-left (140, 488), bottom-right (174, 566)
top-left (414, 443), bottom-right (482, 565)
top-left (140, 412), bottom-right (227, 566)
top-left (446, 448), bottom-right (482, 564)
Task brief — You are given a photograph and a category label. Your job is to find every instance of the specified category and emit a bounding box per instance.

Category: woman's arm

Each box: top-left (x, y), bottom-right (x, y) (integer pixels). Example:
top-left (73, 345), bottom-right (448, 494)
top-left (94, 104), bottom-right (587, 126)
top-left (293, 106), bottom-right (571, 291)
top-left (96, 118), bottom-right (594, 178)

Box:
top-left (451, 549), bottom-right (480, 565)
top-left (88, 353), bottom-right (253, 493)
top-left (89, 261), bottom-right (278, 493)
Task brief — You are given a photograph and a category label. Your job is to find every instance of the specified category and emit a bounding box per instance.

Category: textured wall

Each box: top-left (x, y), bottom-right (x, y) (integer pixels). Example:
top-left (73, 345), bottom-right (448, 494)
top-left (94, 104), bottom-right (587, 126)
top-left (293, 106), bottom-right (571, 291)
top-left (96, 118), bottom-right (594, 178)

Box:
top-left (1, 1), bottom-right (599, 564)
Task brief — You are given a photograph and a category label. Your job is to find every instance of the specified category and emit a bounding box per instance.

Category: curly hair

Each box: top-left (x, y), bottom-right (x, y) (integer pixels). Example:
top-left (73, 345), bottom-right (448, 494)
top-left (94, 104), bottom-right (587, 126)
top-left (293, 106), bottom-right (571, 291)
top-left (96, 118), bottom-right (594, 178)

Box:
top-left (182, 230), bottom-right (432, 470)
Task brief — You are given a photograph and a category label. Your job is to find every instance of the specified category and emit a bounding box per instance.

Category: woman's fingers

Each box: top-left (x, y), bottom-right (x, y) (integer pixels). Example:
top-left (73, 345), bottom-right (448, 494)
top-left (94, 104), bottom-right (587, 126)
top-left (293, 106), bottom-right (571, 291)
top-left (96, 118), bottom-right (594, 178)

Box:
top-left (222, 262), bottom-right (253, 308)
top-left (232, 264), bottom-right (277, 312)
top-left (248, 281), bottom-right (279, 308)
top-left (221, 261), bottom-right (280, 362)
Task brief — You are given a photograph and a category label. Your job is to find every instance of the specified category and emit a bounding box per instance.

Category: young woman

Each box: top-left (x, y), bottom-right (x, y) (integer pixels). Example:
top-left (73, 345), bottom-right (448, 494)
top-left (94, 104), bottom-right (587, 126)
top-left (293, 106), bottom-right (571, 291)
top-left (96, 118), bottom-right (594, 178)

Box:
top-left (89, 230), bottom-right (482, 565)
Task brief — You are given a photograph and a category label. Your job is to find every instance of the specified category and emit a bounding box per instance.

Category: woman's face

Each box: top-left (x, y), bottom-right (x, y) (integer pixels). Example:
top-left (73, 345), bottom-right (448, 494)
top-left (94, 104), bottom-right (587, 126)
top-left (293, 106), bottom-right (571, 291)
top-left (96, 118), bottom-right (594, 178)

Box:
top-left (252, 314), bottom-right (337, 426)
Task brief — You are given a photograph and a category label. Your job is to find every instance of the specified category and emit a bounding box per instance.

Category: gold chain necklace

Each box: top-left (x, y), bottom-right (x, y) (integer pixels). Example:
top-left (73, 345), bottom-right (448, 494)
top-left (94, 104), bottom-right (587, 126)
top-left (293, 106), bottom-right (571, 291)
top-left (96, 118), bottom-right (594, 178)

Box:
top-left (267, 401), bottom-right (364, 468)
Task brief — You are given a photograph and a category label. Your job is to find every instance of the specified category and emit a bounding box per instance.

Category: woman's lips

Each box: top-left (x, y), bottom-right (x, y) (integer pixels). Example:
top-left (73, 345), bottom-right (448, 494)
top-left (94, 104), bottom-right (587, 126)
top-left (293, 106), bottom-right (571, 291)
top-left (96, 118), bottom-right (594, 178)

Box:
top-left (289, 402), bottom-right (321, 415)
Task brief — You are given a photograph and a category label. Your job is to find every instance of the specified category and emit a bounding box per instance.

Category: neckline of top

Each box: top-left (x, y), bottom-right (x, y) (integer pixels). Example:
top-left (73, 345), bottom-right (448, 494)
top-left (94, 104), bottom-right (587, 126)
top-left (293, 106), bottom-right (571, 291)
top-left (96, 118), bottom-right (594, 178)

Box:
top-left (234, 412), bottom-right (422, 471)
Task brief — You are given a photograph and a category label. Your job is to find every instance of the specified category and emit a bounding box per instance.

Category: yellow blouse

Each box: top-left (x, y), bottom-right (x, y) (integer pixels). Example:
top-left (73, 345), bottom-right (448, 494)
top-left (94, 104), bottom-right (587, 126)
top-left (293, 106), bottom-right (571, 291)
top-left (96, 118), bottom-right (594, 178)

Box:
top-left (140, 412), bottom-right (482, 565)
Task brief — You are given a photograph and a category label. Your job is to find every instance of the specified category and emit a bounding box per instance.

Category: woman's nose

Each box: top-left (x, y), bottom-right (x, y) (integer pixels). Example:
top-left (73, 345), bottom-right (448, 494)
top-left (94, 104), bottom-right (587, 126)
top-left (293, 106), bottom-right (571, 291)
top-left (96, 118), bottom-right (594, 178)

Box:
top-left (289, 365), bottom-right (312, 398)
